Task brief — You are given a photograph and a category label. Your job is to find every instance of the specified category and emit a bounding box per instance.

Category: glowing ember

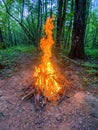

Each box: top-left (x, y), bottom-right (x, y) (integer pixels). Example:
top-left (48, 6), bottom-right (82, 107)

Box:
top-left (33, 17), bottom-right (68, 100)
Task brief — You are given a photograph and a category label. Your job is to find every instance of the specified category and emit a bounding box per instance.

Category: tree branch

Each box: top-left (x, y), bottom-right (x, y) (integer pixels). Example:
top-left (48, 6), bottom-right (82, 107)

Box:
top-left (2, 0), bottom-right (35, 44)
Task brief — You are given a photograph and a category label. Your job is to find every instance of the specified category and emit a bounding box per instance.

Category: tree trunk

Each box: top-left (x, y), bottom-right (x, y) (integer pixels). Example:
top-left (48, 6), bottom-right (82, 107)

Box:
top-left (13, 31), bottom-right (17, 46)
top-left (0, 30), bottom-right (3, 43)
top-left (64, 0), bottom-right (74, 50)
top-left (45, 0), bottom-right (47, 21)
top-left (50, 0), bottom-right (52, 17)
top-left (21, 0), bottom-right (25, 23)
top-left (68, 0), bottom-right (87, 59)
top-left (92, 27), bottom-right (98, 48)
top-left (7, 7), bottom-right (13, 47)
top-left (36, 0), bottom-right (42, 47)
top-left (56, 0), bottom-right (67, 50)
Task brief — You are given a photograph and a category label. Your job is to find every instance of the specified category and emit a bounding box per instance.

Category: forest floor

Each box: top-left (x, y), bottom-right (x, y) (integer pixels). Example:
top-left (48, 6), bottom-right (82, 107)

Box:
top-left (0, 50), bottom-right (98, 130)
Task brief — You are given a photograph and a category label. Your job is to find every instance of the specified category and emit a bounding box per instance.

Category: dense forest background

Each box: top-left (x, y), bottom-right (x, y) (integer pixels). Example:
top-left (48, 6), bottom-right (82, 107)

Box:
top-left (0, 0), bottom-right (98, 59)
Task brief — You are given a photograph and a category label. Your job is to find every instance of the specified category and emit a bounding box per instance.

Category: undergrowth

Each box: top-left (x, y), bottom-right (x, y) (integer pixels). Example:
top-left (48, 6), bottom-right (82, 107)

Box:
top-left (0, 45), bottom-right (35, 66)
top-left (85, 47), bottom-right (98, 58)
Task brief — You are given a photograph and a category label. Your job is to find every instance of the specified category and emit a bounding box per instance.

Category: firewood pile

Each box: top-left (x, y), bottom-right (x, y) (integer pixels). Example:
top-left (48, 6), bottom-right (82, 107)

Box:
top-left (21, 79), bottom-right (69, 111)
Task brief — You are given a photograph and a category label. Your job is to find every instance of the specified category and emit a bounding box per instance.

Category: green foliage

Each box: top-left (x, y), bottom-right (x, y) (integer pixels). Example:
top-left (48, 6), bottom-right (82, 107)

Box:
top-left (6, 0), bottom-right (14, 5)
top-left (0, 45), bottom-right (35, 55)
top-left (82, 61), bottom-right (98, 68)
top-left (12, 45), bottom-right (36, 53)
top-left (85, 9), bottom-right (98, 50)
top-left (85, 48), bottom-right (98, 58)
top-left (0, 43), bottom-right (3, 49)
top-left (86, 69), bottom-right (98, 75)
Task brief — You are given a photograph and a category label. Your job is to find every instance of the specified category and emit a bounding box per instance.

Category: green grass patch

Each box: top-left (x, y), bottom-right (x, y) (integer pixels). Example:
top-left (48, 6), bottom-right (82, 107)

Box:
top-left (82, 62), bottom-right (98, 68)
top-left (0, 45), bottom-right (36, 65)
top-left (85, 47), bottom-right (98, 58)
top-left (86, 68), bottom-right (98, 74)
top-left (13, 45), bottom-right (36, 53)
top-left (0, 45), bottom-right (35, 54)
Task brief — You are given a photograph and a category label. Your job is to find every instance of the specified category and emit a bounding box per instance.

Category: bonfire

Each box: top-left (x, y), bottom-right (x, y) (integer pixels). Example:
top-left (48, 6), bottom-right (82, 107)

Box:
top-left (22, 17), bottom-right (69, 108)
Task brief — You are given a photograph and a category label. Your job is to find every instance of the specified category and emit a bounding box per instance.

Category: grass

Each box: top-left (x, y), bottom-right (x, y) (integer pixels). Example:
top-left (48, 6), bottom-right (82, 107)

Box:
top-left (0, 45), bottom-right (35, 54)
top-left (0, 45), bottom-right (36, 66)
top-left (85, 47), bottom-right (98, 58)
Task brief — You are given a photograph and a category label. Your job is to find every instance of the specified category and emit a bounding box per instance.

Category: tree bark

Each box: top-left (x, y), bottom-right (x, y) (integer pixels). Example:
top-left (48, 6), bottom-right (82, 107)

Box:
top-left (64, 0), bottom-right (74, 50)
top-left (45, 0), bottom-right (47, 21)
top-left (36, 0), bottom-right (42, 48)
top-left (21, 0), bottom-right (25, 23)
top-left (56, 0), bottom-right (67, 50)
top-left (68, 0), bottom-right (87, 59)
top-left (7, 7), bottom-right (13, 47)
top-left (0, 30), bottom-right (3, 43)
top-left (92, 27), bottom-right (98, 48)
top-left (50, 0), bottom-right (52, 17)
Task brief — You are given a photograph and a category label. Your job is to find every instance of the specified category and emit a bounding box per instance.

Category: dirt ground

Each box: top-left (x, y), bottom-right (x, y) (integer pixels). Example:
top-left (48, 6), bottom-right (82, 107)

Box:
top-left (0, 53), bottom-right (98, 130)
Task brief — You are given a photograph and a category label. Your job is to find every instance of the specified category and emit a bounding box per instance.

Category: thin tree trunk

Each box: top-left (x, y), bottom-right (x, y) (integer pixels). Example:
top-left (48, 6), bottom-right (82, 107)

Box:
top-left (7, 7), bottom-right (13, 47)
top-left (50, 0), bottom-right (52, 17)
top-left (92, 27), bottom-right (98, 48)
top-left (0, 30), bottom-right (3, 43)
top-left (13, 31), bottom-right (17, 46)
top-left (56, 0), bottom-right (67, 51)
top-left (64, 0), bottom-right (73, 50)
top-left (21, 0), bottom-right (25, 23)
top-left (64, 19), bottom-right (73, 50)
top-left (45, 0), bottom-right (47, 21)
top-left (36, 0), bottom-right (41, 48)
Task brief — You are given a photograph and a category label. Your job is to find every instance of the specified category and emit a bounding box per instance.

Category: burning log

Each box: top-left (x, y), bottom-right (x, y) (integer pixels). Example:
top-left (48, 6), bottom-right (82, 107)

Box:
top-left (22, 88), bottom-right (35, 101)
top-left (33, 16), bottom-right (69, 101)
top-left (22, 86), bottom-right (47, 111)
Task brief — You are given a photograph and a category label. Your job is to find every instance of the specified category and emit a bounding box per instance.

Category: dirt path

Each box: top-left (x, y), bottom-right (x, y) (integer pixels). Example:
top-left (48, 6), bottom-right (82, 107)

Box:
top-left (0, 55), bottom-right (98, 130)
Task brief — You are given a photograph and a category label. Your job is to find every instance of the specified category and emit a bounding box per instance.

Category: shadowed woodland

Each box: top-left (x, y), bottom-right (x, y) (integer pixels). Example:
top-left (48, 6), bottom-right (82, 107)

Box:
top-left (0, 0), bottom-right (98, 130)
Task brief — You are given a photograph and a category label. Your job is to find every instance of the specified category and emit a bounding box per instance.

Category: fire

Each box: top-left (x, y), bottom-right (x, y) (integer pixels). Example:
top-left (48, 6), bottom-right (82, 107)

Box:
top-left (33, 17), bottom-right (68, 100)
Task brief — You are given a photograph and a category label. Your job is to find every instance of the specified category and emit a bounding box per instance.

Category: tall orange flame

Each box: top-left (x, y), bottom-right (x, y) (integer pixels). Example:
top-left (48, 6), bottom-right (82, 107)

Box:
top-left (33, 17), bottom-right (68, 100)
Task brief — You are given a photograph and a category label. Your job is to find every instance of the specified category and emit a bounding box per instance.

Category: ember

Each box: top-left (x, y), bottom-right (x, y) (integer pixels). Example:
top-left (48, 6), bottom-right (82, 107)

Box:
top-left (33, 17), bottom-right (69, 101)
